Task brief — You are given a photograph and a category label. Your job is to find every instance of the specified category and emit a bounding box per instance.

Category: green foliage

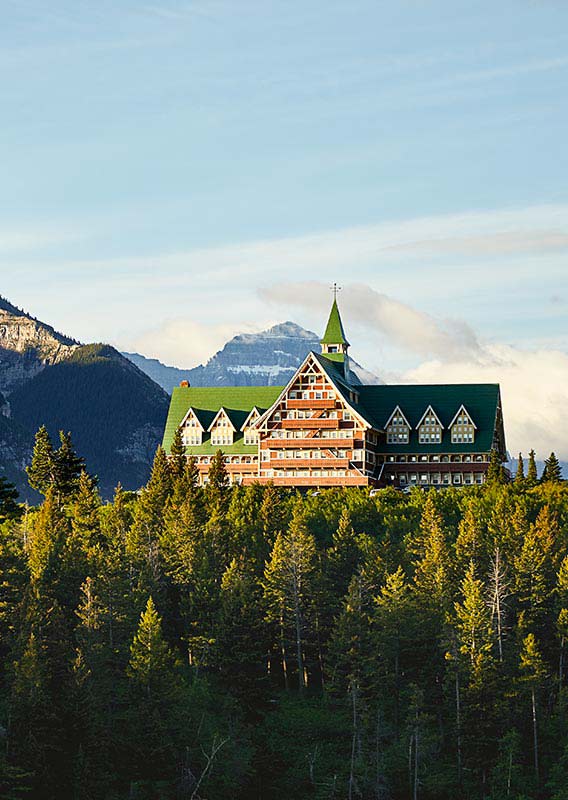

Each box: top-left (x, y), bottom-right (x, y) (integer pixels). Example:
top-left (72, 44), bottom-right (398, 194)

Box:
top-left (0, 475), bottom-right (21, 522)
top-left (1, 468), bottom-right (568, 798)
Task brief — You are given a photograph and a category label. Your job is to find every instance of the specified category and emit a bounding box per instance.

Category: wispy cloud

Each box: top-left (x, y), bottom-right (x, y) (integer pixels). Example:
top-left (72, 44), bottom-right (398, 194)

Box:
top-left (260, 281), bottom-right (483, 361)
top-left (0, 226), bottom-right (86, 254)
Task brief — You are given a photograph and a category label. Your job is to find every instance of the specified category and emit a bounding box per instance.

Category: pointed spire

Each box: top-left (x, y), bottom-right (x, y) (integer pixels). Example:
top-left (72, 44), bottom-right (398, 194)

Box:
top-left (320, 291), bottom-right (350, 378)
top-left (320, 298), bottom-right (350, 347)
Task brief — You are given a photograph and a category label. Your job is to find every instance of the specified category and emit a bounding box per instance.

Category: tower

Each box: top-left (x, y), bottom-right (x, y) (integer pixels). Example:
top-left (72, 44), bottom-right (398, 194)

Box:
top-left (320, 287), bottom-right (350, 378)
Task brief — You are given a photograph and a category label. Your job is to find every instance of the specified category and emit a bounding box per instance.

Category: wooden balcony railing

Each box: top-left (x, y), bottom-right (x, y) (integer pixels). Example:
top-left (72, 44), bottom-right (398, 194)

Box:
top-left (261, 438), bottom-right (355, 449)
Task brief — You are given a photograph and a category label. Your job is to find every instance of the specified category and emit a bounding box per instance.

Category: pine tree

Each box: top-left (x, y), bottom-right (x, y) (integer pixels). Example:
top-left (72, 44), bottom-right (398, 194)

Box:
top-left (527, 449), bottom-right (538, 487)
top-left (519, 633), bottom-right (547, 782)
top-left (557, 556), bottom-right (568, 687)
top-left (54, 431), bottom-right (85, 499)
top-left (327, 508), bottom-right (362, 600)
top-left (206, 450), bottom-right (230, 513)
top-left (26, 425), bottom-right (56, 495)
top-left (169, 427), bottom-right (186, 483)
top-left (486, 449), bottom-right (507, 486)
top-left (128, 596), bottom-right (178, 697)
top-left (454, 563), bottom-right (493, 681)
top-left (126, 597), bottom-right (182, 791)
top-left (70, 470), bottom-right (101, 549)
top-left (27, 488), bottom-right (69, 582)
top-left (515, 453), bottom-right (525, 485)
top-left (0, 475), bottom-right (20, 522)
top-left (542, 452), bottom-right (563, 484)
top-left (127, 446), bottom-right (173, 591)
top-left (263, 506), bottom-right (318, 691)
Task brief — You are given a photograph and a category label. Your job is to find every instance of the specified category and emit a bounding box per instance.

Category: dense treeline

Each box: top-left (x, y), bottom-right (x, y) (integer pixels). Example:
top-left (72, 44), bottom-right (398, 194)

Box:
top-left (1, 430), bottom-right (568, 799)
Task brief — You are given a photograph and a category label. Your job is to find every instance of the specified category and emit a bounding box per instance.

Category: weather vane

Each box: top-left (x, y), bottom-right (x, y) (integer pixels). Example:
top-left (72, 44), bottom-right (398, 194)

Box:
top-left (331, 282), bottom-right (342, 300)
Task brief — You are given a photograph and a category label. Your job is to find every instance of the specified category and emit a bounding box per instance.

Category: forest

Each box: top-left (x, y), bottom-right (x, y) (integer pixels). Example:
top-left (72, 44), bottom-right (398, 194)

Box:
top-left (1, 426), bottom-right (568, 800)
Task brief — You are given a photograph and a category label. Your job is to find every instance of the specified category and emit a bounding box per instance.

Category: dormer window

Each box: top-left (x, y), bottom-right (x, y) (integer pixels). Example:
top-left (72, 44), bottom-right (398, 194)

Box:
top-left (417, 406), bottom-right (443, 445)
top-left (209, 408), bottom-right (235, 446)
top-left (240, 406), bottom-right (262, 446)
top-left (385, 406), bottom-right (411, 444)
top-left (180, 407), bottom-right (204, 446)
top-left (450, 405), bottom-right (477, 444)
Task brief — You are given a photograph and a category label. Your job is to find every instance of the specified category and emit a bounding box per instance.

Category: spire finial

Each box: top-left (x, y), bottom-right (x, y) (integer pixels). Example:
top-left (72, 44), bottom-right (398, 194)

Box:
top-left (331, 282), bottom-right (342, 302)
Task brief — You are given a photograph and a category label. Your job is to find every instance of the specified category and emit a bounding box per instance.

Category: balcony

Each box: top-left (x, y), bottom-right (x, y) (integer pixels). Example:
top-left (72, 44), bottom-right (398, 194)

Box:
top-left (287, 399), bottom-right (335, 409)
top-left (262, 437), bottom-right (355, 449)
top-left (268, 457), bottom-right (350, 469)
top-left (280, 418), bottom-right (339, 429)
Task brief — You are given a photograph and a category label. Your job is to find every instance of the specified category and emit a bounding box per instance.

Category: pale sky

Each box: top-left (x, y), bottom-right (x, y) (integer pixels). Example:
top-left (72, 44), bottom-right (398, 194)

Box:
top-left (1, 1), bottom-right (568, 456)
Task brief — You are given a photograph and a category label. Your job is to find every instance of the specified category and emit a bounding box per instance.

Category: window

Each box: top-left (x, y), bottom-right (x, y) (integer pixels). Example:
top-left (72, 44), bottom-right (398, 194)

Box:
top-left (418, 407), bottom-right (442, 444)
top-left (450, 407), bottom-right (476, 444)
top-left (244, 429), bottom-right (258, 445)
top-left (344, 410), bottom-right (352, 421)
top-left (386, 408), bottom-right (410, 444)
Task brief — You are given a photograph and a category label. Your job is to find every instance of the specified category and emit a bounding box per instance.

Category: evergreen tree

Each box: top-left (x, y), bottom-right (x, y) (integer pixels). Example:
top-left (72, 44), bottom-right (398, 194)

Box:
top-left (542, 452), bottom-right (563, 484)
top-left (263, 506), bottom-right (318, 691)
top-left (54, 431), bottom-right (85, 499)
top-left (126, 597), bottom-right (182, 792)
top-left (0, 475), bottom-right (21, 522)
top-left (169, 426), bottom-right (186, 483)
top-left (519, 633), bottom-right (547, 783)
top-left (206, 450), bottom-right (230, 513)
top-left (527, 449), bottom-right (538, 487)
top-left (26, 425), bottom-right (56, 495)
top-left (128, 596), bottom-right (178, 696)
top-left (486, 448), bottom-right (507, 486)
top-left (454, 563), bottom-right (493, 680)
top-left (515, 452), bottom-right (525, 485)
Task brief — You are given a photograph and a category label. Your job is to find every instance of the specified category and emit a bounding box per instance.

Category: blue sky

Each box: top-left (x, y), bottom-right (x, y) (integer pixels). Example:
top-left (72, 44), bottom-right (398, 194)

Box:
top-left (1, 0), bottom-right (568, 455)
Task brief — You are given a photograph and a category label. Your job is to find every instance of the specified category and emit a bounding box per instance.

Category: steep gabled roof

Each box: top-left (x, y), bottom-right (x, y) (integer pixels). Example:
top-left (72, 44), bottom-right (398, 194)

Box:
top-left (416, 404), bottom-right (445, 429)
top-left (240, 406), bottom-right (262, 431)
top-left (449, 404), bottom-right (478, 429)
top-left (320, 299), bottom-right (350, 346)
top-left (162, 385), bottom-right (282, 453)
top-left (357, 383), bottom-right (501, 453)
top-left (384, 405), bottom-right (412, 429)
top-left (207, 407), bottom-right (237, 432)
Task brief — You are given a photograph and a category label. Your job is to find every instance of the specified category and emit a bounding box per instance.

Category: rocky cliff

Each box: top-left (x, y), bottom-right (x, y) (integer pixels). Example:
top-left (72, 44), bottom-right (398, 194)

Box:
top-left (0, 296), bottom-right (79, 393)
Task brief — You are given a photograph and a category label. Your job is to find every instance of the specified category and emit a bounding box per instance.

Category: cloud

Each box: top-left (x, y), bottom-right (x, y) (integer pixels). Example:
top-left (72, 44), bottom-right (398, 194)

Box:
top-left (125, 318), bottom-right (265, 369)
top-left (260, 280), bottom-right (568, 459)
top-left (403, 345), bottom-right (568, 460)
top-left (0, 225), bottom-right (85, 254)
top-left (260, 281), bottom-right (482, 361)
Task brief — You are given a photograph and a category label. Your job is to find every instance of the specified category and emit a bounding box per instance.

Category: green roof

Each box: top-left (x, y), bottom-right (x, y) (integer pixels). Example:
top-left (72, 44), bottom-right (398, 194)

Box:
top-left (357, 383), bottom-right (502, 453)
top-left (320, 299), bottom-right (350, 346)
top-left (162, 385), bottom-right (283, 454)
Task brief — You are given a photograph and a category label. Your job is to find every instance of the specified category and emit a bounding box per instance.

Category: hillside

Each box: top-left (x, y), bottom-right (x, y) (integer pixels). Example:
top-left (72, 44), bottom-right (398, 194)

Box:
top-left (124, 321), bottom-right (379, 392)
top-left (0, 297), bottom-right (170, 498)
top-left (8, 344), bottom-right (169, 498)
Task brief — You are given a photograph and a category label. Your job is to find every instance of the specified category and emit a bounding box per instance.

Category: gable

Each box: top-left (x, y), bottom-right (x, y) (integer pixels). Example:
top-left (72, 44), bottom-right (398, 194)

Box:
top-left (162, 385), bottom-right (282, 453)
top-left (358, 384), bottom-right (502, 453)
top-left (256, 351), bottom-right (372, 430)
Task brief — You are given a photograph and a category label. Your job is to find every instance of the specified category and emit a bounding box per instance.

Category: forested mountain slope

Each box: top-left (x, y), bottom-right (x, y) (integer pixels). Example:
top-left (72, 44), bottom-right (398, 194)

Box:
top-left (0, 297), bottom-right (169, 498)
top-left (8, 344), bottom-right (169, 497)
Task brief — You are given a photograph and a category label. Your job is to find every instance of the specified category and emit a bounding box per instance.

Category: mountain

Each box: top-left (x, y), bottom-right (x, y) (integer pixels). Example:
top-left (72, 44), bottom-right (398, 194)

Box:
top-left (0, 299), bottom-right (169, 499)
top-left (124, 321), bottom-right (380, 392)
top-left (0, 295), bottom-right (79, 393)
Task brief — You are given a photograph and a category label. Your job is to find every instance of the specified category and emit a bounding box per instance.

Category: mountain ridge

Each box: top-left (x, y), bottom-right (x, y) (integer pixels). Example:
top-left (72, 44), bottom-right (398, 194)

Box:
top-left (124, 321), bottom-right (380, 393)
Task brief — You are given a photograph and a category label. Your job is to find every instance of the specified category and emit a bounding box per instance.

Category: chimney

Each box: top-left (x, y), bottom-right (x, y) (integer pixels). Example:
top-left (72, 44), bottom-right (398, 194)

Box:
top-left (180, 380), bottom-right (190, 388)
